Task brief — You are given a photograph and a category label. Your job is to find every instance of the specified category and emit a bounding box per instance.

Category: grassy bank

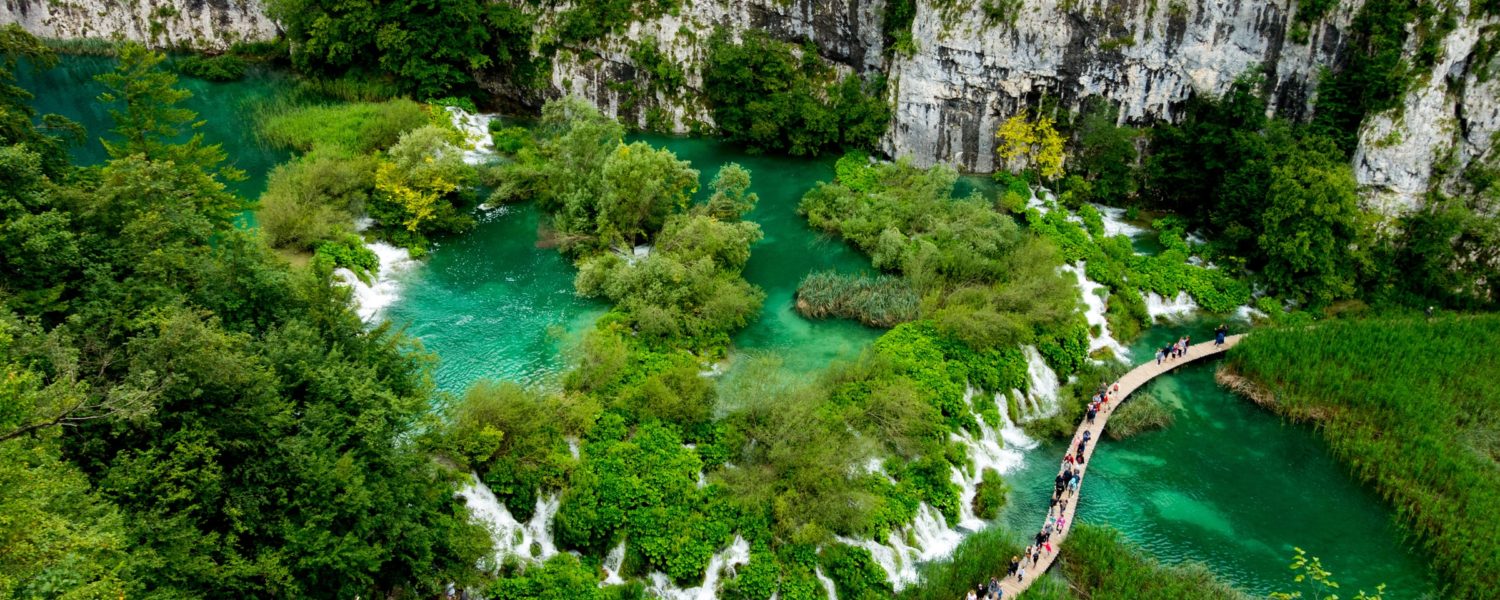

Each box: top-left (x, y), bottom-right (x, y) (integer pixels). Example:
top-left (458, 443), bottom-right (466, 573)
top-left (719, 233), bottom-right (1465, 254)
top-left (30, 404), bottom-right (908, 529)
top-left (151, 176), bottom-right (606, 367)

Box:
top-left (1226, 315), bottom-right (1500, 599)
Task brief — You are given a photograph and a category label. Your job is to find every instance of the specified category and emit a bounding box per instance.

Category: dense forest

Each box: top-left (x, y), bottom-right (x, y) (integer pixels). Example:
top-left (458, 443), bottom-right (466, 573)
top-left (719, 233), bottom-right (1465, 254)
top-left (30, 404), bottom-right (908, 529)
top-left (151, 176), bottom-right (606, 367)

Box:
top-left (3, 0), bottom-right (1500, 595)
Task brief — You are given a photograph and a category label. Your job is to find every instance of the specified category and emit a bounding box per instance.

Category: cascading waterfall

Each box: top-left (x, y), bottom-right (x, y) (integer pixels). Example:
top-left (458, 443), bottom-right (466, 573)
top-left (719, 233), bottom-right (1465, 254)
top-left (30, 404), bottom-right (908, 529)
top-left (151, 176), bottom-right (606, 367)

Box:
top-left (645, 536), bottom-right (751, 600)
top-left (951, 388), bottom-right (1033, 530)
top-left (602, 541), bottom-right (627, 585)
top-left (1060, 263), bottom-right (1130, 362)
top-left (815, 568), bottom-right (840, 600)
top-left (445, 106), bottom-right (499, 165)
top-left (838, 388), bottom-right (1041, 591)
top-left (456, 474), bottom-right (560, 569)
top-left (1021, 346), bottom-right (1060, 420)
top-left (1094, 204), bottom-right (1148, 239)
top-left (1143, 290), bottom-right (1200, 320)
top-left (333, 241), bottom-right (419, 322)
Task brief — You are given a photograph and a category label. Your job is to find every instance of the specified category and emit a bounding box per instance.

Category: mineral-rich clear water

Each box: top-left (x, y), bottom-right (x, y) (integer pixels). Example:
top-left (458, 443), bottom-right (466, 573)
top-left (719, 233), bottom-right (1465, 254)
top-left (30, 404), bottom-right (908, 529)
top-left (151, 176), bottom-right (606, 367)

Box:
top-left (1000, 320), bottom-right (1435, 597)
top-left (24, 55), bottom-right (1436, 597)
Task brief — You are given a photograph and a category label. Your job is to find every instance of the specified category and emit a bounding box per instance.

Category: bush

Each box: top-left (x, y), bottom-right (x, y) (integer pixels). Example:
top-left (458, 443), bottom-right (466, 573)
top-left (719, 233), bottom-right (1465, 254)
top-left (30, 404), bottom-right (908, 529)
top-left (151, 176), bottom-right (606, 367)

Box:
top-left (176, 54), bottom-right (247, 82)
top-left (1058, 524), bottom-right (1248, 598)
top-left (367, 124), bottom-right (479, 249)
top-left (795, 271), bottom-right (919, 327)
top-left (896, 526), bottom-right (1023, 600)
top-left (820, 544), bottom-right (892, 600)
top-left (1106, 391), bottom-right (1174, 440)
top-left (312, 234), bottom-right (378, 283)
top-left (971, 468), bottom-right (1008, 520)
top-left (257, 150), bottom-right (377, 250)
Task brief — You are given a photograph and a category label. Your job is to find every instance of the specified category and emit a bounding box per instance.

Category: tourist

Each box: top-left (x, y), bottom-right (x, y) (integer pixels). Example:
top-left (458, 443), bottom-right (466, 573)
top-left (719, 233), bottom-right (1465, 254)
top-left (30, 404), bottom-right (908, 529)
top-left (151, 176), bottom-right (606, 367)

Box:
top-left (966, 587), bottom-right (978, 600)
top-left (1086, 405), bottom-right (1097, 423)
top-left (976, 583), bottom-right (986, 599)
top-left (1016, 565), bottom-right (1026, 583)
top-left (1156, 348), bottom-right (1164, 364)
top-left (989, 576), bottom-right (1001, 599)
top-left (1083, 430), bottom-right (1092, 443)
top-left (1070, 474), bottom-right (1081, 493)
top-left (1215, 324), bottom-right (1228, 346)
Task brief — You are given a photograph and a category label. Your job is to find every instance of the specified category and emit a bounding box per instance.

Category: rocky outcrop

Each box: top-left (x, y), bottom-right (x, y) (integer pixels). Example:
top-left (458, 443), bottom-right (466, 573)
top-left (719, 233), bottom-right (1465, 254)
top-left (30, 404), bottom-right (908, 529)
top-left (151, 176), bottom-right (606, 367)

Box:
top-left (479, 0), bottom-right (885, 131)
top-left (1355, 3), bottom-right (1500, 215)
top-left (883, 0), bottom-right (1353, 172)
top-left (1, 0), bottom-right (279, 51)
top-left (11, 0), bottom-right (1499, 213)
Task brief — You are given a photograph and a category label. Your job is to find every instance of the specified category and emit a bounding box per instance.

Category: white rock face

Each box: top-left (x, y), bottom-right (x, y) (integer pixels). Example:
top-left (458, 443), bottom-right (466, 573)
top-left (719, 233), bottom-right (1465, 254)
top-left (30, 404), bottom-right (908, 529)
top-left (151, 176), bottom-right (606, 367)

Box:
top-left (501, 0), bottom-right (885, 131)
top-left (1354, 4), bottom-right (1500, 215)
top-left (16, 0), bottom-right (1500, 214)
top-left (1, 0), bottom-right (279, 50)
top-left (884, 0), bottom-right (1352, 172)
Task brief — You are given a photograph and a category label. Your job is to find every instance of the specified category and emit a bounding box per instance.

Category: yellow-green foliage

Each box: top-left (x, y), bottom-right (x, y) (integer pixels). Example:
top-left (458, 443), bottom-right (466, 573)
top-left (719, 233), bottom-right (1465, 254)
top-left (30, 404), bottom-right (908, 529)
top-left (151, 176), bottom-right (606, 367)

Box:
top-left (1229, 316), bottom-right (1500, 600)
top-left (995, 113), bottom-right (1066, 179)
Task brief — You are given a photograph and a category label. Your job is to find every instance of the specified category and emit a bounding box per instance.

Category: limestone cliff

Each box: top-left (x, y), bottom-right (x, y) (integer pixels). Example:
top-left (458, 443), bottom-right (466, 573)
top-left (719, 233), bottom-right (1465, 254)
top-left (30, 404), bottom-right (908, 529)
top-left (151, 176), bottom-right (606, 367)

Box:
top-left (9, 0), bottom-right (1499, 213)
top-left (1, 0), bottom-right (278, 51)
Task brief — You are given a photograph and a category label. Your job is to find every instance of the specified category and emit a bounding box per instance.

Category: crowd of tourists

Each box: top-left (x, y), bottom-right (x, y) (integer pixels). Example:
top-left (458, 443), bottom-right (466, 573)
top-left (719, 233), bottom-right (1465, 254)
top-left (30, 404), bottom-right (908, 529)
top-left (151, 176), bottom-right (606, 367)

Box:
top-left (965, 326), bottom-right (1233, 598)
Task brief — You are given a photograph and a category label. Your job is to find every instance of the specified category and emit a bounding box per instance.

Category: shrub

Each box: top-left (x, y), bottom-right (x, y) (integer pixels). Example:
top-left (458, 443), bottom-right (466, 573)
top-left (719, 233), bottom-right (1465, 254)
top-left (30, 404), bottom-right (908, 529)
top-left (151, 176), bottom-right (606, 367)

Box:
top-left (257, 150), bottom-right (378, 250)
top-left (971, 468), bottom-right (1009, 519)
top-left (1106, 391), bottom-right (1174, 440)
top-left (176, 54), bottom-right (247, 82)
top-left (313, 234), bottom-right (378, 283)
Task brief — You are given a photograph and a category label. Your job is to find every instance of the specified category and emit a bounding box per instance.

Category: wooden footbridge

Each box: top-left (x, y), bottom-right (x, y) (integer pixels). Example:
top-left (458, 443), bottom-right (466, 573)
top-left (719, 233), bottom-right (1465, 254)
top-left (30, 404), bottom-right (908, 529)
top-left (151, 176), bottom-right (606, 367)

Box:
top-left (994, 334), bottom-right (1246, 597)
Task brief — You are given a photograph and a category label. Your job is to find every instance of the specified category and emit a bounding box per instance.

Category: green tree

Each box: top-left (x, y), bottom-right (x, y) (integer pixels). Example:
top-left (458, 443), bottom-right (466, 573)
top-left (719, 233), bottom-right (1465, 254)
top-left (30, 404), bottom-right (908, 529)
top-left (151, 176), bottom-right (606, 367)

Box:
top-left (596, 141), bottom-right (699, 247)
top-left (1258, 136), bottom-right (1367, 305)
top-left (268, 0), bottom-right (540, 97)
top-left (1072, 99), bottom-right (1138, 202)
top-left (0, 24), bottom-right (83, 178)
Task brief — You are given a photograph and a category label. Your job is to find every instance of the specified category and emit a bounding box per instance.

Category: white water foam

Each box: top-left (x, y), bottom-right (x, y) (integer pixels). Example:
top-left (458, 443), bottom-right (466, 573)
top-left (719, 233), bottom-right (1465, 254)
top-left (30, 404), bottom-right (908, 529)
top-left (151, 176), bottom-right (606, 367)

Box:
top-left (838, 503), bottom-right (964, 590)
top-left (456, 474), bottom-right (559, 569)
top-left (951, 389), bottom-right (1032, 530)
top-left (1143, 290), bottom-right (1200, 321)
top-left (1060, 263), bottom-right (1130, 362)
top-left (645, 536), bottom-right (751, 600)
top-left (445, 106), bottom-right (499, 165)
top-left (1020, 346), bottom-right (1060, 421)
top-left (1093, 204), bottom-right (1147, 239)
top-left (816, 568), bottom-right (840, 600)
top-left (602, 540), bottom-right (627, 585)
top-left (333, 241), bottom-right (420, 322)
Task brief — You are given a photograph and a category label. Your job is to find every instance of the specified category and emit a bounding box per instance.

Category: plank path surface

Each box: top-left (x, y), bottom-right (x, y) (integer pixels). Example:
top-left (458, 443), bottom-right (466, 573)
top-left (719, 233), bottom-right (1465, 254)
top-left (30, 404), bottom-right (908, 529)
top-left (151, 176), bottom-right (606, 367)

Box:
top-left (993, 334), bottom-right (1245, 598)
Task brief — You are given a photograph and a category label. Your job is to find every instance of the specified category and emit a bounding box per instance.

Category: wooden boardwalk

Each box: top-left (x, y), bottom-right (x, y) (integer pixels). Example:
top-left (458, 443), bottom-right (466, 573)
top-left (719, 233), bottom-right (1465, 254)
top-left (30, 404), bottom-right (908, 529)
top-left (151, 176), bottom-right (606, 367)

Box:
top-left (994, 334), bottom-right (1245, 598)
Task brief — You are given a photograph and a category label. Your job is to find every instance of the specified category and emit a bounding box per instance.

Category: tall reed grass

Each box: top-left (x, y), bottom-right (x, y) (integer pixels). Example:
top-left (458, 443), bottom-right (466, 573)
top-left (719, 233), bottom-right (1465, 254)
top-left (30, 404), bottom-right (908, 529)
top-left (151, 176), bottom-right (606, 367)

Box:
top-left (795, 271), bottom-right (919, 327)
top-left (1227, 315), bottom-right (1500, 599)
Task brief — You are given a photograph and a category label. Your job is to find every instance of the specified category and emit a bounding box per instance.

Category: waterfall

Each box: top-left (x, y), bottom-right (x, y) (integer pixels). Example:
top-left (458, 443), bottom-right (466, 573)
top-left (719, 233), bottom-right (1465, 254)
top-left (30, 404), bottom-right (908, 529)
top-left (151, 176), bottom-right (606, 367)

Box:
top-left (951, 389), bottom-right (1031, 530)
top-left (456, 474), bottom-right (560, 569)
top-left (333, 241), bottom-right (419, 322)
top-left (1143, 290), bottom-right (1199, 320)
top-left (645, 536), bottom-right (751, 600)
top-left (836, 502), bottom-right (963, 590)
top-left (444, 106), bottom-right (498, 165)
top-left (1020, 346), bottom-right (1060, 421)
top-left (1060, 263), bottom-right (1130, 362)
top-left (1093, 204), bottom-right (1147, 239)
top-left (602, 540), bottom-right (627, 585)
top-left (816, 568), bottom-right (839, 600)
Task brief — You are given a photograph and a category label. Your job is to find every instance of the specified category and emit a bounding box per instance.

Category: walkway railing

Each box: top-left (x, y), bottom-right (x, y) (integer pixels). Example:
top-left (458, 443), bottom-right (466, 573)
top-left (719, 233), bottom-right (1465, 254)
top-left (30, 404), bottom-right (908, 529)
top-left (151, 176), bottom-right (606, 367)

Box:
top-left (993, 334), bottom-right (1245, 598)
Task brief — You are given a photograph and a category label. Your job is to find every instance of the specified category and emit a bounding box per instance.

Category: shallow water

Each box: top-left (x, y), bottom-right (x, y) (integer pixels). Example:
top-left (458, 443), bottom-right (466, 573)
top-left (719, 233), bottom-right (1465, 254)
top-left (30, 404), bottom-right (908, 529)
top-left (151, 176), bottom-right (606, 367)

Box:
top-left (1000, 321), bottom-right (1435, 597)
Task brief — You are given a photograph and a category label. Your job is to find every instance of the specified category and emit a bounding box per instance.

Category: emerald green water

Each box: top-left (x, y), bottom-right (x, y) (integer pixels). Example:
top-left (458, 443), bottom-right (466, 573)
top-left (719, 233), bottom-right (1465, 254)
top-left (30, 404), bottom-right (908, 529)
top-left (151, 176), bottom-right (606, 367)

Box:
top-left (19, 56), bottom-right (291, 202)
top-left (1000, 321), bottom-right (1435, 597)
top-left (381, 134), bottom-right (882, 391)
top-left (22, 56), bottom-right (1436, 595)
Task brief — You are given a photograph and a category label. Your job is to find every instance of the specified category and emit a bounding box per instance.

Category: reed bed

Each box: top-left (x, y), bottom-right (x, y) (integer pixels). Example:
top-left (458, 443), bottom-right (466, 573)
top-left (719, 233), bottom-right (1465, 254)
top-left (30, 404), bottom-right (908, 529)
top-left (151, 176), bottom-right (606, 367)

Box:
top-left (795, 271), bottom-right (919, 328)
top-left (1052, 524), bottom-right (1248, 599)
top-left (1227, 315), bottom-right (1500, 599)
